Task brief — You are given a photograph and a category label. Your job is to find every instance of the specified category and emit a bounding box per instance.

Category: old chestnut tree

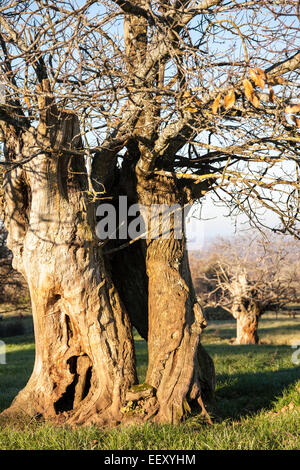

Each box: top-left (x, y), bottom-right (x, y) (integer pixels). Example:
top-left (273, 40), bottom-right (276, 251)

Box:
top-left (0, 0), bottom-right (299, 425)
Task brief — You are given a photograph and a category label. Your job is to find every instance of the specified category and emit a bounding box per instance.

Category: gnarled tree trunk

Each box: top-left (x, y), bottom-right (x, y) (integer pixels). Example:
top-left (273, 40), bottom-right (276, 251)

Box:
top-left (1, 111), bottom-right (215, 426)
top-left (1, 112), bottom-right (136, 426)
top-left (234, 301), bottom-right (261, 345)
top-left (131, 173), bottom-right (215, 424)
top-left (236, 311), bottom-right (260, 345)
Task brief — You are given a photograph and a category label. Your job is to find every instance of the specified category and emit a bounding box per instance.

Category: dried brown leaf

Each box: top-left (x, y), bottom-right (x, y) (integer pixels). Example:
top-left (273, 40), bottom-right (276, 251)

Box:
top-left (243, 79), bottom-right (260, 107)
top-left (243, 79), bottom-right (254, 102)
top-left (291, 115), bottom-right (300, 127)
top-left (186, 106), bottom-right (198, 113)
top-left (275, 76), bottom-right (285, 85)
top-left (182, 90), bottom-right (192, 100)
top-left (249, 68), bottom-right (265, 89)
top-left (255, 67), bottom-right (266, 78)
top-left (268, 75), bottom-right (286, 86)
top-left (24, 96), bottom-right (31, 108)
top-left (212, 93), bottom-right (222, 115)
top-left (224, 89), bottom-right (235, 110)
top-left (252, 95), bottom-right (260, 108)
top-left (285, 103), bottom-right (300, 114)
top-left (183, 90), bottom-right (201, 113)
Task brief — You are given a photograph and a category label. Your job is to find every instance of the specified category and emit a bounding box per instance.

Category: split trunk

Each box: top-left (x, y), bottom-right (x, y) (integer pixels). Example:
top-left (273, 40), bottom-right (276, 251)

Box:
top-left (1, 122), bottom-right (215, 425)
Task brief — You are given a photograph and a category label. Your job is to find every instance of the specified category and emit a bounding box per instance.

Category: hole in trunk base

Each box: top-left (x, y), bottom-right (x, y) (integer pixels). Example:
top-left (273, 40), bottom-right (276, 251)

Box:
top-left (54, 356), bottom-right (78, 413)
top-left (54, 355), bottom-right (92, 414)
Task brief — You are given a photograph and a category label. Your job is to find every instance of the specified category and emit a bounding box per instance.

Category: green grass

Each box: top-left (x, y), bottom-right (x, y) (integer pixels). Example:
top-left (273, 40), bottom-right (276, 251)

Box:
top-left (0, 335), bottom-right (35, 412)
top-left (0, 314), bottom-right (299, 450)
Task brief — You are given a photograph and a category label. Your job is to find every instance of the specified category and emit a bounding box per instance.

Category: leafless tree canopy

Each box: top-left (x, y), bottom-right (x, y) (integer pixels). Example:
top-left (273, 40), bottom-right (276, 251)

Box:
top-left (0, 0), bottom-right (299, 233)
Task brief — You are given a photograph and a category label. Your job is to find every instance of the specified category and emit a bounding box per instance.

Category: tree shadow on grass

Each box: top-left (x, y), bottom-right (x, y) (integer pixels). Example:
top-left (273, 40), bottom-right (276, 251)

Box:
top-left (214, 368), bottom-right (300, 421)
top-left (1, 334), bottom-right (299, 424)
top-left (259, 322), bottom-right (300, 334)
top-left (205, 343), bottom-right (300, 421)
top-left (203, 317), bottom-right (300, 343)
top-left (0, 335), bottom-right (35, 413)
top-left (0, 317), bottom-right (34, 339)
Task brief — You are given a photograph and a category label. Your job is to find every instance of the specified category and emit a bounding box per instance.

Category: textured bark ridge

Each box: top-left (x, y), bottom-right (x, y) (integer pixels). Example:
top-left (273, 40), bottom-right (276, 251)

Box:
top-left (1, 112), bottom-right (136, 426)
top-left (235, 302), bottom-right (261, 345)
top-left (123, 173), bottom-right (216, 424)
top-left (230, 274), bottom-right (262, 345)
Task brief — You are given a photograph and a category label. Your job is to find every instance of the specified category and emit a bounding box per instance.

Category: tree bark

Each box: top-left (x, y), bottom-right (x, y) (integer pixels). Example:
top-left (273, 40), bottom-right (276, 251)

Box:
top-left (236, 312), bottom-right (260, 345)
top-left (132, 173), bottom-right (215, 424)
top-left (234, 302), bottom-right (261, 345)
top-left (1, 114), bottom-right (136, 426)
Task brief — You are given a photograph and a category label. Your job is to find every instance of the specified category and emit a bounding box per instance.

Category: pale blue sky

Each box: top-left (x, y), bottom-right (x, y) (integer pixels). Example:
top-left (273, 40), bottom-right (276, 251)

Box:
top-left (186, 194), bottom-right (281, 250)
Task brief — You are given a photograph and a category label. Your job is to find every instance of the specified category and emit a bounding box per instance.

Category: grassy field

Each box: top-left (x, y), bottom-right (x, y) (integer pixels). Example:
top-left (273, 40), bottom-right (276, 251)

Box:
top-left (0, 313), bottom-right (299, 450)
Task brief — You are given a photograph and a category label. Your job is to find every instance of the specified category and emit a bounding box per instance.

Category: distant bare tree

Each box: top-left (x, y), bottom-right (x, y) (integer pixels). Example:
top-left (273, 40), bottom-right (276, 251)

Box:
top-left (194, 234), bottom-right (300, 344)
